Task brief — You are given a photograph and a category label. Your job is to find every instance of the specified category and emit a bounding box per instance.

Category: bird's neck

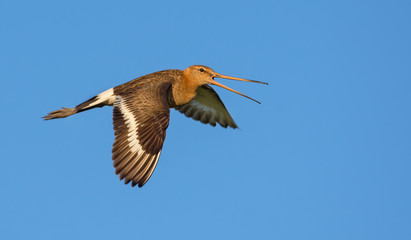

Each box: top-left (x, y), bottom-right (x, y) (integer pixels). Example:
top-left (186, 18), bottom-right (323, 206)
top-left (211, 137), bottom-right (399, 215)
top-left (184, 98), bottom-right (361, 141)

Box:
top-left (172, 75), bottom-right (199, 105)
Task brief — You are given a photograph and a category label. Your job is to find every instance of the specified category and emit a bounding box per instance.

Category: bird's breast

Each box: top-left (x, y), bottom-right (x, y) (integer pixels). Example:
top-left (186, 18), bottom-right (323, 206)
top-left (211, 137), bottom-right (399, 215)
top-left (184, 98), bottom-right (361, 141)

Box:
top-left (171, 81), bottom-right (198, 106)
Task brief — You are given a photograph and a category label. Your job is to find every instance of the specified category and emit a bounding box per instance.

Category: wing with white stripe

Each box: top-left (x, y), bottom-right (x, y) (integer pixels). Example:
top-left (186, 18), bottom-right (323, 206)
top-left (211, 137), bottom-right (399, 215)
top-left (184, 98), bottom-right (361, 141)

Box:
top-left (112, 94), bottom-right (169, 187)
top-left (175, 85), bottom-right (238, 129)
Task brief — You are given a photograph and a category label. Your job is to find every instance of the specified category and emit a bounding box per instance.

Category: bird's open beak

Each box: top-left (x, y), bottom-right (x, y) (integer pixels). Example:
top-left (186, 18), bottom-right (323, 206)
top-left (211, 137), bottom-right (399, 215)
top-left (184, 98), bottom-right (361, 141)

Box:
top-left (211, 73), bottom-right (268, 104)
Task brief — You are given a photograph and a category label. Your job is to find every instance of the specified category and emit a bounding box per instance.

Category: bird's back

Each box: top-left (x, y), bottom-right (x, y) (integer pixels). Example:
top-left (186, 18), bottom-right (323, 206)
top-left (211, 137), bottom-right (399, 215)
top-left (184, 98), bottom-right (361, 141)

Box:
top-left (113, 69), bottom-right (182, 96)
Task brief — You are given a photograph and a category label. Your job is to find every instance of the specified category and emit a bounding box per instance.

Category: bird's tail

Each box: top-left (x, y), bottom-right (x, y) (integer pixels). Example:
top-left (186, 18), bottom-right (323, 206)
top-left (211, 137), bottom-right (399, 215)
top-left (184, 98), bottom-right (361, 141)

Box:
top-left (43, 88), bottom-right (115, 120)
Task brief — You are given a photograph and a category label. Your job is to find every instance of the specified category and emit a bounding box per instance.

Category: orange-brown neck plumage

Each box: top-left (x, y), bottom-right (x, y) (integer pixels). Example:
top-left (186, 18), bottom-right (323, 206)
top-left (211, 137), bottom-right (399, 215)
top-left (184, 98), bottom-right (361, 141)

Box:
top-left (172, 67), bottom-right (203, 105)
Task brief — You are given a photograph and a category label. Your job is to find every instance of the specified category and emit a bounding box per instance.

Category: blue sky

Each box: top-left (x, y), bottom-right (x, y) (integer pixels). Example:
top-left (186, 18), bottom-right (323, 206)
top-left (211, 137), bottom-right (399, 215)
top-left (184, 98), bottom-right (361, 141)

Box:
top-left (1, 0), bottom-right (410, 239)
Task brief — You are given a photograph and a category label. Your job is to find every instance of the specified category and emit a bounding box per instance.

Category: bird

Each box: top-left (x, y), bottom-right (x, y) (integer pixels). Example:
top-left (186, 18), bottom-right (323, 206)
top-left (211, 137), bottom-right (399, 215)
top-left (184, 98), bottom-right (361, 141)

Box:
top-left (43, 65), bottom-right (267, 187)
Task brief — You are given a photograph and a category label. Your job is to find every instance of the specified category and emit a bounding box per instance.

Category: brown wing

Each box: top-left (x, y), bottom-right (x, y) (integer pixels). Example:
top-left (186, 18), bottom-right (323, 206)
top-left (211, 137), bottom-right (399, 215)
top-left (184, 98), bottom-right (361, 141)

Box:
top-left (111, 91), bottom-right (170, 187)
top-left (175, 85), bottom-right (238, 129)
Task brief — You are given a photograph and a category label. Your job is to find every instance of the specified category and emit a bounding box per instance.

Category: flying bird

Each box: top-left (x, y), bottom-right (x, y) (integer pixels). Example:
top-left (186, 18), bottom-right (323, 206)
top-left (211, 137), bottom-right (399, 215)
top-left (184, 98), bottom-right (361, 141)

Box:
top-left (43, 65), bottom-right (267, 187)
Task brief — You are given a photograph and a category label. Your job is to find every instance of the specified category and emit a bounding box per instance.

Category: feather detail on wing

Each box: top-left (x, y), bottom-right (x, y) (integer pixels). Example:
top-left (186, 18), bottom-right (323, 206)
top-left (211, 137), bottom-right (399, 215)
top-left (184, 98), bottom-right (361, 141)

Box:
top-left (175, 85), bottom-right (238, 128)
top-left (111, 93), bottom-right (169, 187)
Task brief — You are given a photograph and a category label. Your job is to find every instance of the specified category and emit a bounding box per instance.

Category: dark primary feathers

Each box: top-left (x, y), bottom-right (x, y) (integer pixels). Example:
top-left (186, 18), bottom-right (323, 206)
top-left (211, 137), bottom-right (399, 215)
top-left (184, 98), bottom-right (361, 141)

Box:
top-left (112, 92), bottom-right (169, 187)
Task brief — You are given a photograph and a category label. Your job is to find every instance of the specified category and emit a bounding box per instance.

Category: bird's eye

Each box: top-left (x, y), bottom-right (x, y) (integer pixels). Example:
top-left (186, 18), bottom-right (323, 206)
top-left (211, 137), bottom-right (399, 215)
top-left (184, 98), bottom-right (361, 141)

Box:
top-left (199, 68), bottom-right (205, 72)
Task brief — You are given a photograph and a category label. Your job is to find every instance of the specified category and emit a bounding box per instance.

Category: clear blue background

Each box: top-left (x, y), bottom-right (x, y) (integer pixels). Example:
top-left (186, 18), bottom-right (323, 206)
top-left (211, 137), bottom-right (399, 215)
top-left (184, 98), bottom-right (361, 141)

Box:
top-left (1, 1), bottom-right (410, 239)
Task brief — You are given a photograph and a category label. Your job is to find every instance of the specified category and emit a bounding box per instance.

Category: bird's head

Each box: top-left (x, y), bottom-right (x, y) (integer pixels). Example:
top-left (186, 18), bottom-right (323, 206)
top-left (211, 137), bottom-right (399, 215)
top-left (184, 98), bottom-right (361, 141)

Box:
top-left (183, 65), bottom-right (268, 104)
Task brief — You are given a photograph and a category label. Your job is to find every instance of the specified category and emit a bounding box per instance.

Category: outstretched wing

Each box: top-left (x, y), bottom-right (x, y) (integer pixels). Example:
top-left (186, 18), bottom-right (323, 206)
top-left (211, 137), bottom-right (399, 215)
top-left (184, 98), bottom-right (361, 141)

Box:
top-left (175, 85), bottom-right (238, 128)
top-left (111, 91), bottom-right (170, 187)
